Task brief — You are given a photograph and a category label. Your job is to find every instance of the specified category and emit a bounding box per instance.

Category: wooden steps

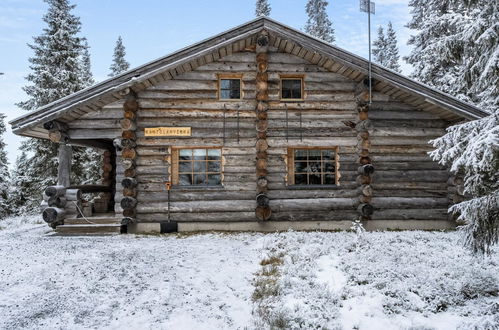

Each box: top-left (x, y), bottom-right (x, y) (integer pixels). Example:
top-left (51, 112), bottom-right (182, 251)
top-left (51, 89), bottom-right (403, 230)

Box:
top-left (55, 213), bottom-right (122, 235)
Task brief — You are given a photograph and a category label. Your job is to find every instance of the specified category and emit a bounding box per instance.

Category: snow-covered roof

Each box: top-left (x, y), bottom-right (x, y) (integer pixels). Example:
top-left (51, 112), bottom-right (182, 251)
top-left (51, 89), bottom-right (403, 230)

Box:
top-left (10, 17), bottom-right (489, 138)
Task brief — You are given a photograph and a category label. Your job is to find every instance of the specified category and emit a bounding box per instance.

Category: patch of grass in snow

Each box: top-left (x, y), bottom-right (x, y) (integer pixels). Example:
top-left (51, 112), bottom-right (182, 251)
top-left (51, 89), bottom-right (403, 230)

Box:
top-left (252, 245), bottom-right (289, 329)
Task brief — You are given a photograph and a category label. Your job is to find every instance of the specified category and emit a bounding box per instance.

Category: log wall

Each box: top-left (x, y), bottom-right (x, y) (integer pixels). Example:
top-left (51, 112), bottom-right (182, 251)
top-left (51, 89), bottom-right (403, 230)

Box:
top-left (369, 102), bottom-right (451, 221)
top-left (70, 48), bottom-right (453, 226)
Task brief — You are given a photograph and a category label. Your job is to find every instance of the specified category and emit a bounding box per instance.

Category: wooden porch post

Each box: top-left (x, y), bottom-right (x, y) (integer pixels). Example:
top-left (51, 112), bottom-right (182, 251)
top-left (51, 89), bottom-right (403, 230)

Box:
top-left (57, 144), bottom-right (72, 187)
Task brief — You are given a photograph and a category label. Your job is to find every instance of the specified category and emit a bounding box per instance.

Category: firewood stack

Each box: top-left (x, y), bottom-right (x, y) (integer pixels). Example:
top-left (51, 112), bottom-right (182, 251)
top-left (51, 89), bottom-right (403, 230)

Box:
top-left (255, 30), bottom-right (271, 221)
top-left (41, 186), bottom-right (82, 228)
top-left (119, 90), bottom-right (139, 226)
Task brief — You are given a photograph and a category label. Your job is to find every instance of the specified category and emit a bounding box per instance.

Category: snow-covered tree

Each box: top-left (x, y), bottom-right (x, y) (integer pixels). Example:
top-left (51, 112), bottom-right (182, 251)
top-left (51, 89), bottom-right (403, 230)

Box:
top-left (0, 114), bottom-right (10, 218)
top-left (385, 22), bottom-right (401, 73)
top-left (430, 114), bottom-right (499, 254)
top-left (304, 0), bottom-right (335, 43)
top-left (8, 149), bottom-right (34, 215)
top-left (80, 40), bottom-right (94, 87)
top-left (408, 0), bottom-right (499, 253)
top-left (405, 0), bottom-right (498, 109)
top-left (372, 26), bottom-right (388, 67)
top-left (255, 0), bottom-right (271, 17)
top-left (373, 23), bottom-right (401, 72)
top-left (109, 36), bottom-right (130, 77)
top-left (14, 0), bottom-right (101, 212)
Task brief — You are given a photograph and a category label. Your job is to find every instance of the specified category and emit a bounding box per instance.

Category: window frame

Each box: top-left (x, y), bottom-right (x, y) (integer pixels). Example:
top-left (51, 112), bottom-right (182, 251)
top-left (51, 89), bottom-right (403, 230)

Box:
top-left (218, 74), bottom-right (243, 101)
top-left (280, 74), bottom-right (305, 101)
top-left (287, 147), bottom-right (340, 186)
top-left (171, 147), bottom-right (223, 187)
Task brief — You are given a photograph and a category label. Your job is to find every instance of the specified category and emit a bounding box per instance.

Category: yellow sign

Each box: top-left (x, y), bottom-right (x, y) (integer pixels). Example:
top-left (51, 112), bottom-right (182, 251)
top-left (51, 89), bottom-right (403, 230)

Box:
top-left (144, 127), bottom-right (191, 137)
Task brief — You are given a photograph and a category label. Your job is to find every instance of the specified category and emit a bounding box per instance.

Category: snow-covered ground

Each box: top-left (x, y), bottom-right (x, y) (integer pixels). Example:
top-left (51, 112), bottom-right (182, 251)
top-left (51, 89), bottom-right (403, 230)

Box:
top-left (0, 216), bottom-right (497, 330)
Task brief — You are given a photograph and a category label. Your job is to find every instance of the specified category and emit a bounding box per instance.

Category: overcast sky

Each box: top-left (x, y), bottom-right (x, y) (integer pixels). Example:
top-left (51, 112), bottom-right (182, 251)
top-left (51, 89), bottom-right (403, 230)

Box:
top-left (0, 0), bottom-right (413, 167)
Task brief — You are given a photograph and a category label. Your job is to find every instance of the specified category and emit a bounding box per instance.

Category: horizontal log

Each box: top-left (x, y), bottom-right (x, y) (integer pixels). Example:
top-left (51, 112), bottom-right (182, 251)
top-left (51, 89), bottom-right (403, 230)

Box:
top-left (137, 190), bottom-right (253, 203)
top-left (372, 208), bottom-right (448, 220)
top-left (358, 164), bottom-right (375, 175)
top-left (361, 185), bottom-right (373, 197)
top-left (65, 189), bottom-right (82, 201)
top-left (122, 148), bottom-right (137, 160)
top-left (371, 182), bottom-right (448, 190)
top-left (44, 186), bottom-right (66, 198)
top-left (371, 197), bottom-right (449, 208)
top-left (358, 203), bottom-right (374, 217)
top-left (121, 197), bottom-right (138, 210)
top-left (68, 185), bottom-right (112, 193)
top-left (135, 211), bottom-right (257, 222)
top-left (122, 177), bottom-right (138, 189)
top-left (120, 118), bottom-right (136, 131)
top-left (372, 170), bottom-right (449, 182)
top-left (42, 207), bottom-right (65, 224)
top-left (137, 200), bottom-right (255, 213)
top-left (271, 198), bottom-right (356, 211)
top-left (48, 196), bottom-right (66, 208)
top-left (122, 159), bottom-right (136, 170)
top-left (255, 205), bottom-right (271, 221)
top-left (256, 193), bottom-right (270, 207)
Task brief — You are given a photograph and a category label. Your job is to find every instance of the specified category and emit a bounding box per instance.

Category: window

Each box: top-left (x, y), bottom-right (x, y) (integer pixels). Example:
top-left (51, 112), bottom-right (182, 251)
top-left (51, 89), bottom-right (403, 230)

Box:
top-left (172, 148), bottom-right (222, 186)
top-left (219, 77), bottom-right (241, 100)
top-left (287, 148), bottom-right (339, 185)
top-left (281, 77), bottom-right (303, 100)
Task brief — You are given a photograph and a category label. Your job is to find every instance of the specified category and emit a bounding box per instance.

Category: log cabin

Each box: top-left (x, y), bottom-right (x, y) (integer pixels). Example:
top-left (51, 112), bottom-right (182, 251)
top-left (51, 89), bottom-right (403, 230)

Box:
top-left (10, 18), bottom-right (488, 235)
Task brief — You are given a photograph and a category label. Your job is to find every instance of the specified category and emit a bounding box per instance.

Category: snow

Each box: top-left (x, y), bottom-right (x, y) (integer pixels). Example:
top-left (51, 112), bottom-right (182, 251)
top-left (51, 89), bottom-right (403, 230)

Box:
top-left (316, 255), bottom-right (346, 294)
top-left (0, 218), bottom-right (498, 329)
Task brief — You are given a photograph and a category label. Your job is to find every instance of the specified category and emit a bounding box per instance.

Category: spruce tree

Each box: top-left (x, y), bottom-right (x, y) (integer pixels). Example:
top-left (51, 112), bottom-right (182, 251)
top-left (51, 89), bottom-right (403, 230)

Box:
top-left (109, 36), bottom-right (130, 77)
top-left (0, 114), bottom-right (10, 218)
top-left (8, 150), bottom-right (32, 215)
top-left (407, 0), bottom-right (499, 253)
top-left (372, 26), bottom-right (388, 67)
top-left (15, 0), bottom-right (100, 212)
top-left (80, 40), bottom-right (95, 87)
top-left (385, 22), bottom-right (401, 73)
top-left (304, 0), bottom-right (335, 43)
top-left (255, 0), bottom-right (271, 17)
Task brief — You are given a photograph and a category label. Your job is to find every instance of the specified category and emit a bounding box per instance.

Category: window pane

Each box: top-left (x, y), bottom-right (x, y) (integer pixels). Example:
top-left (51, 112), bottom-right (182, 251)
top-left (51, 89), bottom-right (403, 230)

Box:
top-left (290, 148), bottom-right (338, 186)
top-left (230, 88), bottom-right (240, 99)
top-left (179, 161), bottom-right (192, 173)
top-left (325, 174), bottom-right (336, 185)
top-left (322, 150), bottom-right (335, 161)
top-left (220, 79), bottom-right (231, 89)
top-left (193, 149), bottom-right (206, 160)
top-left (324, 162), bottom-right (335, 173)
top-left (207, 149), bottom-right (221, 160)
top-left (179, 149), bottom-right (192, 160)
top-left (282, 79), bottom-right (302, 99)
top-left (207, 161), bottom-right (221, 172)
top-left (308, 150), bottom-right (321, 161)
top-left (194, 174), bottom-right (207, 185)
top-left (193, 161), bottom-right (206, 172)
top-left (220, 79), bottom-right (241, 99)
top-left (221, 89), bottom-right (231, 99)
top-left (309, 173), bottom-right (321, 185)
top-left (179, 174), bottom-right (192, 185)
top-left (295, 174), bottom-right (307, 185)
top-left (294, 161), bottom-right (307, 173)
top-left (308, 162), bottom-right (321, 174)
top-left (208, 174), bottom-right (221, 185)
top-left (295, 150), bottom-right (307, 161)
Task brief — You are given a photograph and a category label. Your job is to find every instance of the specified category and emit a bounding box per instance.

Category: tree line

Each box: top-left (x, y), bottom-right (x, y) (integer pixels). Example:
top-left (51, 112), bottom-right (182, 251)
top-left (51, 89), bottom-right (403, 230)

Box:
top-left (0, 0), bottom-right (497, 252)
top-left (0, 0), bottom-right (130, 218)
